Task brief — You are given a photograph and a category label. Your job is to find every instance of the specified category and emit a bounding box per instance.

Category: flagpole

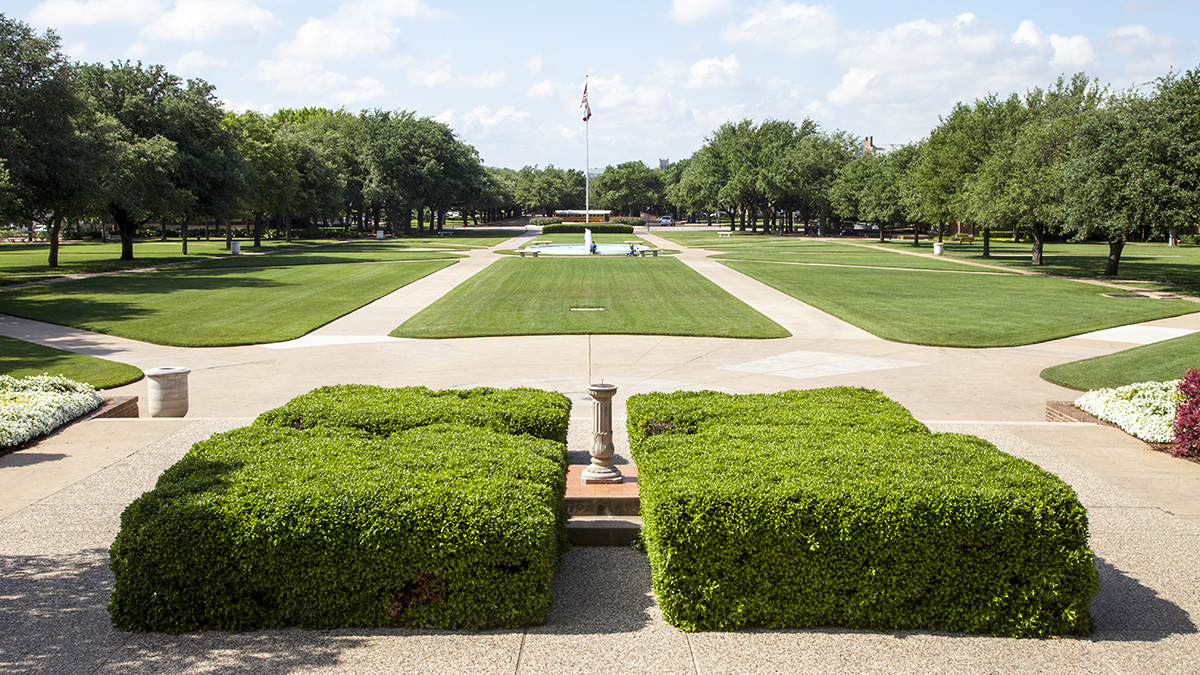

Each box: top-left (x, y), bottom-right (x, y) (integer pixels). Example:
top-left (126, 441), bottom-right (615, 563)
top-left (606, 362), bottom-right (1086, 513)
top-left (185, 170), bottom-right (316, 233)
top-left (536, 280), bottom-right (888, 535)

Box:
top-left (584, 76), bottom-right (590, 225)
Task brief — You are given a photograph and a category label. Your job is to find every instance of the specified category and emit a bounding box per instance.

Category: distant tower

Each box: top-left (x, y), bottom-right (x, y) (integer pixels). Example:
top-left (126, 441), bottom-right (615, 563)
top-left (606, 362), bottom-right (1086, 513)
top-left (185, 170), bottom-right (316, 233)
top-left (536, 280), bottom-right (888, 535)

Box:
top-left (863, 136), bottom-right (876, 155)
top-left (658, 158), bottom-right (670, 170)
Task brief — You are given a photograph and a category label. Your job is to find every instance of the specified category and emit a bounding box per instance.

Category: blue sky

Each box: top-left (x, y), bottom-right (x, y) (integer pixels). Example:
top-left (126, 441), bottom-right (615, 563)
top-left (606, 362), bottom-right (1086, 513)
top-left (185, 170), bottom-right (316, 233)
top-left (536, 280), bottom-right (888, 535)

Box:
top-left (11, 1), bottom-right (1199, 170)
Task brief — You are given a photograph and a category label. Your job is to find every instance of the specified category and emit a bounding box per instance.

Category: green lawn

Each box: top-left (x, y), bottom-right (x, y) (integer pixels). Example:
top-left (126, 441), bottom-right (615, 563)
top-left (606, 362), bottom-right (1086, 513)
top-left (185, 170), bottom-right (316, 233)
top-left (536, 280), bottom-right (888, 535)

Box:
top-left (1040, 332), bottom-right (1200, 391)
top-left (710, 246), bottom-right (1005, 272)
top-left (176, 243), bottom-right (465, 269)
top-left (0, 335), bottom-right (143, 389)
top-left (876, 240), bottom-right (1200, 296)
top-left (392, 257), bottom-right (789, 339)
top-left (723, 261), bottom-right (1199, 347)
top-left (0, 260), bottom-right (456, 346)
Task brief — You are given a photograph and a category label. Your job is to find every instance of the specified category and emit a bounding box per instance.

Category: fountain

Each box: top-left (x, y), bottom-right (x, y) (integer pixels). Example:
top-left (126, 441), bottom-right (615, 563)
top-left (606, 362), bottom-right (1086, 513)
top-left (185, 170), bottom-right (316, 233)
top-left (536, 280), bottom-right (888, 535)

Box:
top-left (524, 228), bottom-right (650, 256)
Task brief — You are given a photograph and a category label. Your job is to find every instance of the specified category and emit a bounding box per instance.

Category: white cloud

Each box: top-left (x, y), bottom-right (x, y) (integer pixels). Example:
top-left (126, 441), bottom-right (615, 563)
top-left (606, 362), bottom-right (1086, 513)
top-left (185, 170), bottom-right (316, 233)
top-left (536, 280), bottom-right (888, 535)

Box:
top-left (1048, 34), bottom-right (1095, 70)
top-left (1104, 25), bottom-right (1178, 84)
top-left (252, 58), bottom-right (383, 105)
top-left (407, 54), bottom-right (505, 88)
top-left (722, 2), bottom-right (839, 54)
top-left (528, 79), bottom-right (560, 98)
top-left (140, 0), bottom-right (276, 42)
top-left (28, 0), bottom-right (164, 27)
top-left (828, 68), bottom-right (878, 105)
top-left (524, 55), bottom-right (543, 74)
top-left (172, 50), bottom-right (227, 75)
top-left (686, 54), bottom-right (743, 89)
top-left (670, 0), bottom-right (733, 23)
top-left (462, 105), bottom-right (529, 129)
top-left (274, 0), bottom-right (445, 61)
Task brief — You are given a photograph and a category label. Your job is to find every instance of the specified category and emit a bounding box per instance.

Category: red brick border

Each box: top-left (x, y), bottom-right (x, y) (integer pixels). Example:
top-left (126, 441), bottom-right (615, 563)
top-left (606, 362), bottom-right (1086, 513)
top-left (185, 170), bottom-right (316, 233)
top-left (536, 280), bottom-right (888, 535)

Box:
top-left (78, 396), bottom-right (140, 421)
top-left (1046, 401), bottom-right (1113, 426)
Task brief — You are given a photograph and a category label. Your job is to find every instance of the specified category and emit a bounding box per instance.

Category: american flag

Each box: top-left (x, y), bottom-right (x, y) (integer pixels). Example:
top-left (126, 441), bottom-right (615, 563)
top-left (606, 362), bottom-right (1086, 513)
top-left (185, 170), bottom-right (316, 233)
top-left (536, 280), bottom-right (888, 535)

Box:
top-left (580, 83), bottom-right (591, 122)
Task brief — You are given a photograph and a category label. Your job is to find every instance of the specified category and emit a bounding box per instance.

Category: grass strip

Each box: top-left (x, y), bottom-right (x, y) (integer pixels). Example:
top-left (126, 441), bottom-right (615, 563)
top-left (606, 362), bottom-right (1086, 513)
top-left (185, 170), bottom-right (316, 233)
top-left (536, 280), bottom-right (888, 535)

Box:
top-left (392, 257), bottom-right (789, 339)
top-left (724, 261), bottom-right (1198, 347)
top-left (1041, 331), bottom-right (1200, 390)
top-left (0, 260), bottom-right (456, 346)
top-left (0, 336), bottom-right (142, 389)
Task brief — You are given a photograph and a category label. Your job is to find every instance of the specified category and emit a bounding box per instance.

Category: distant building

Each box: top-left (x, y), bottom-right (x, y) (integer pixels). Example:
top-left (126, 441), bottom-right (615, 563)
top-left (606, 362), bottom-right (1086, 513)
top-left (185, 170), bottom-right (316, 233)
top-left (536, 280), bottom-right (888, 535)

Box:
top-left (658, 158), bottom-right (670, 170)
top-left (862, 136), bottom-right (900, 156)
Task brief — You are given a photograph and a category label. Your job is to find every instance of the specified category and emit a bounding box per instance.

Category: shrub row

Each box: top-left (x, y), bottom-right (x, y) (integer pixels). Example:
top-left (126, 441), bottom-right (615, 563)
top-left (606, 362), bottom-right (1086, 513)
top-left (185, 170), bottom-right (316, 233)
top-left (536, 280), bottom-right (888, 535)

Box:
top-left (611, 217), bottom-right (646, 226)
top-left (626, 387), bottom-right (1097, 637)
top-left (529, 217), bottom-right (563, 226)
top-left (541, 223), bottom-right (634, 235)
top-left (109, 385), bottom-right (571, 633)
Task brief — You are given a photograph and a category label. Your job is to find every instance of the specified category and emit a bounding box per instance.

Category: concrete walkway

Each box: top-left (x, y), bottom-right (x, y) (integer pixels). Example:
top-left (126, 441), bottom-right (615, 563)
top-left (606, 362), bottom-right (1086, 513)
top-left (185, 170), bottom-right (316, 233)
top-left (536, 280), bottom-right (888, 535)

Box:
top-left (2, 227), bottom-right (1199, 673)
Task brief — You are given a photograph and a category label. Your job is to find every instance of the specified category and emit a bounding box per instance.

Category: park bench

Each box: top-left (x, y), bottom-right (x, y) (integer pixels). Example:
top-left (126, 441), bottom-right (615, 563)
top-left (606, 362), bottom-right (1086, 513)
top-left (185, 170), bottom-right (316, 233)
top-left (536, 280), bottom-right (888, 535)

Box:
top-left (517, 250), bottom-right (540, 257)
top-left (435, 230), bottom-right (453, 237)
top-left (718, 231), bottom-right (733, 237)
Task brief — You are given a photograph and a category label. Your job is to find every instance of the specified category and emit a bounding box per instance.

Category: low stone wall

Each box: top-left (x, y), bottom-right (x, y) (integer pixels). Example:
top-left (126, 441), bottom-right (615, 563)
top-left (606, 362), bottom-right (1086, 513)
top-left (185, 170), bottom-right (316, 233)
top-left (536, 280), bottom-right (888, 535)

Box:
top-left (1045, 401), bottom-right (1113, 425)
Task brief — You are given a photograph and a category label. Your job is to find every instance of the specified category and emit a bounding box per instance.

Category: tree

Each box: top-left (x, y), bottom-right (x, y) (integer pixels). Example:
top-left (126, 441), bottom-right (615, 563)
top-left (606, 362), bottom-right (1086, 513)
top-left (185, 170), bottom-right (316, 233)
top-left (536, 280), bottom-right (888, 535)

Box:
top-left (0, 14), bottom-right (104, 266)
top-left (969, 74), bottom-right (1102, 264)
top-left (80, 61), bottom-right (240, 260)
top-left (227, 110), bottom-right (298, 246)
top-left (1064, 91), bottom-right (1175, 276)
top-left (592, 161), bottom-right (663, 216)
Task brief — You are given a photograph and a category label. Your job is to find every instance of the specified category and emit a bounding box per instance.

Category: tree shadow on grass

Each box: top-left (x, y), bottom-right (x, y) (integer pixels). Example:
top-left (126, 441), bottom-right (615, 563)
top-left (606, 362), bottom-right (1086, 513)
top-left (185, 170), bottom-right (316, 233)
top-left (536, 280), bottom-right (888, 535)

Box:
top-left (0, 268), bottom-right (293, 328)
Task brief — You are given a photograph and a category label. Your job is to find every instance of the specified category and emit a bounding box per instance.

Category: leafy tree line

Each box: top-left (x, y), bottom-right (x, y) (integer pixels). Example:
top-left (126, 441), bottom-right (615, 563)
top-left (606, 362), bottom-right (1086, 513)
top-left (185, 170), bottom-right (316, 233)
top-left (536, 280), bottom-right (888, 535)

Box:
top-left (0, 14), bottom-right (532, 265)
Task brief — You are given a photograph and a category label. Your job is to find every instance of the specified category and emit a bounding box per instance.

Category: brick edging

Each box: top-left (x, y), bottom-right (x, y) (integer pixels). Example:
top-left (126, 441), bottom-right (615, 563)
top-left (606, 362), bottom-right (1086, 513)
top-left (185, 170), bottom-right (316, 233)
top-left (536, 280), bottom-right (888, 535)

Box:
top-left (79, 396), bottom-right (140, 421)
top-left (1046, 401), bottom-right (1113, 426)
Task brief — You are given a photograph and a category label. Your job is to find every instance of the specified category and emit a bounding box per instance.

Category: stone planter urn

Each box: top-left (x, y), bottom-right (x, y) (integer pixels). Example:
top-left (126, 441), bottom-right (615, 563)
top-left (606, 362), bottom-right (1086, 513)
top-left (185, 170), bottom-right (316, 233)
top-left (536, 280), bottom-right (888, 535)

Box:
top-left (146, 366), bottom-right (191, 418)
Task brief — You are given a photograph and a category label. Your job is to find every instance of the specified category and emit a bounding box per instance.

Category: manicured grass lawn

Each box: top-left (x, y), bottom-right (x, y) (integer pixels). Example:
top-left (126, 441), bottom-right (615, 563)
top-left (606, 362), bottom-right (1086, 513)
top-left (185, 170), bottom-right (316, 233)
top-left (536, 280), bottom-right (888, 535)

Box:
top-left (396, 229), bottom-right (525, 247)
top-left (0, 260), bottom-right (456, 346)
top-left (876, 241), bottom-right (1200, 296)
top-left (392, 257), bottom-right (789, 339)
top-left (0, 335), bottom-right (143, 389)
top-left (177, 243), bottom-right (465, 269)
top-left (723, 261), bottom-right (1199, 347)
top-left (710, 246), bottom-right (1005, 272)
top-left (1041, 332), bottom-right (1200, 391)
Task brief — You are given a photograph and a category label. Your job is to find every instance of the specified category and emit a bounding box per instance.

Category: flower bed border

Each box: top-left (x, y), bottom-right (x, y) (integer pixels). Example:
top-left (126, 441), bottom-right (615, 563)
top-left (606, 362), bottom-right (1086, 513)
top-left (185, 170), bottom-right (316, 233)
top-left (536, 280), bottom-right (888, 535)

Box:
top-left (0, 395), bottom-right (139, 458)
top-left (1045, 400), bottom-right (1189, 462)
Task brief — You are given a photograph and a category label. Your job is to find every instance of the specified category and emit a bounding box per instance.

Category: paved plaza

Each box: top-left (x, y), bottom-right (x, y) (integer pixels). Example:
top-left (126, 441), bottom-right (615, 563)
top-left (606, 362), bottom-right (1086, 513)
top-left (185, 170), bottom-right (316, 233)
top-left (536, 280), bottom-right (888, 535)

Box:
top-left (2, 228), bottom-right (1199, 673)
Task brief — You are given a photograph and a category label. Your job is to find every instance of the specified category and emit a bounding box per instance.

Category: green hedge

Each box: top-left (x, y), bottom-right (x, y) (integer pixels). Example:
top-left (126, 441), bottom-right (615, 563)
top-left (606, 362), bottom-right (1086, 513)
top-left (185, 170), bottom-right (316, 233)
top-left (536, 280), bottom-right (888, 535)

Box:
top-left (529, 217), bottom-right (562, 226)
top-left (110, 386), bottom-right (571, 633)
top-left (627, 388), bottom-right (1097, 637)
top-left (541, 223), bottom-right (634, 235)
top-left (256, 384), bottom-right (571, 443)
top-left (612, 217), bottom-right (646, 227)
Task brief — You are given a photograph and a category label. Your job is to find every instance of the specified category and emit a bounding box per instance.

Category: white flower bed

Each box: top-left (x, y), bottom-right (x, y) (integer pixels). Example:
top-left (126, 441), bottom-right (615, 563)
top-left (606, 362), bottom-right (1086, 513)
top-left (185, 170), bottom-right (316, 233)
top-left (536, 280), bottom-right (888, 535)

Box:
top-left (1075, 379), bottom-right (1182, 444)
top-left (0, 375), bottom-right (103, 449)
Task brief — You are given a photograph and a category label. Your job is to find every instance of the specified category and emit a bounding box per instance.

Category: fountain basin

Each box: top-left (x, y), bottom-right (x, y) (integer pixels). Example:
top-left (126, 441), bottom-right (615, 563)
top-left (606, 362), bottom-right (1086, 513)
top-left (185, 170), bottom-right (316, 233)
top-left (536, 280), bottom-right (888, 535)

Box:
top-left (523, 243), bottom-right (651, 256)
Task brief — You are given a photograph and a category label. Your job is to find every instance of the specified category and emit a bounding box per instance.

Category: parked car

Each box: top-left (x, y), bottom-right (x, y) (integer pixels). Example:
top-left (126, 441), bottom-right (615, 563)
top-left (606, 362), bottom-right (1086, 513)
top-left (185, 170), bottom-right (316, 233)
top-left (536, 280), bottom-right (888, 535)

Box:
top-left (660, 216), bottom-right (675, 226)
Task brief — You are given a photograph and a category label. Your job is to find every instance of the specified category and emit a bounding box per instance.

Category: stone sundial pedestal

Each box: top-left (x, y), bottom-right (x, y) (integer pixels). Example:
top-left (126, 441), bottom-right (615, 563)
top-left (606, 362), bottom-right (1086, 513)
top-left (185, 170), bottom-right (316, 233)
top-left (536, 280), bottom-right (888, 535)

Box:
top-left (582, 383), bottom-right (623, 484)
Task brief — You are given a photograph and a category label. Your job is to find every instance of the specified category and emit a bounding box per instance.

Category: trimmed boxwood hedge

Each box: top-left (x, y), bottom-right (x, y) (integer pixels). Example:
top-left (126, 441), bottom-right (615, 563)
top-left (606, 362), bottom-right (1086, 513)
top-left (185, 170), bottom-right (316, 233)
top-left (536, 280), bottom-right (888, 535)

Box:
top-left (627, 387), bottom-right (1097, 637)
top-left (109, 385), bottom-right (571, 633)
top-left (612, 217), bottom-right (646, 227)
top-left (541, 223), bottom-right (634, 235)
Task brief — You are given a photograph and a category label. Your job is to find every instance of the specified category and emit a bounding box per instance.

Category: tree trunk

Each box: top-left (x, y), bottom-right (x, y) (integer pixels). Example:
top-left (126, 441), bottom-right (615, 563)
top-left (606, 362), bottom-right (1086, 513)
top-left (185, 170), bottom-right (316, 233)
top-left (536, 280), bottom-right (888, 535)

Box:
top-left (937, 222), bottom-right (944, 243)
top-left (254, 215), bottom-right (263, 248)
top-left (285, 213), bottom-right (292, 242)
top-left (110, 205), bottom-right (139, 261)
top-left (913, 224), bottom-right (920, 246)
top-left (48, 215), bottom-right (62, 268)
top-left (1105, 239), bottom-right (1125, 276)
top-left (225, 220), bottom-right (232, 250)
top-left (181, 220), bottom-right (188, 255)
top-left (1031, 224), bottom-right (1044, 266)
top-left (982, 227), bottom-right (991, 259)
top-left (879, 222), bottom-right (886, 243)
top-left (160, 221), bottom-right (168, 241)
